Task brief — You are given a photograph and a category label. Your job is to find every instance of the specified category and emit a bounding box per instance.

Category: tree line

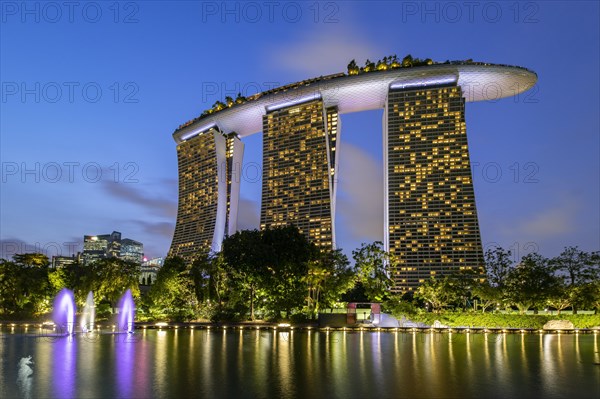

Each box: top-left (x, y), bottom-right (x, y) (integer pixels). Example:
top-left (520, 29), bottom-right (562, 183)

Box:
top-left (415, 247), bottom-right (600, 314)
top-left (144, 226), bottom-right (391, 322)
top-left (1, 227), bottom-right (598, 321)
top-left (0, 253), bottom-right (139, 318)
top-left (0, 226), bottom-right (393, 322)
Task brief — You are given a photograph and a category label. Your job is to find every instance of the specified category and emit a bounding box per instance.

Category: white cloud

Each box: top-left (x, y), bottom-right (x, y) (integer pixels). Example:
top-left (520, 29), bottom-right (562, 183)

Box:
top-left (336, 143), bottom-right (383, 241)
top-left (513, 199), bottom-right (579, 237)
top-left (265, 28), bottom-right (383, 76)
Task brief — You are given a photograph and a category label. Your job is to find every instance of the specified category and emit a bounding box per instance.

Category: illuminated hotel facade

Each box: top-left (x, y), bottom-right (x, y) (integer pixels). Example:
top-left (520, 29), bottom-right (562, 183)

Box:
top-left (169, 127), bottom-right (243, 262)
top-left (261, 99), bottom-right (339, 249)
top-left (384, 79), bottom-right (483, 292)
top-left (170, 62), bottom-right (536, 290)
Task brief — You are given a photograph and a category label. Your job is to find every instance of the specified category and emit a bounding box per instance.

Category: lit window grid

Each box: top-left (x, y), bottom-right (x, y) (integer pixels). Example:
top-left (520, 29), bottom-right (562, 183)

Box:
top-left (260, 99), bottom-right (336, 249)
top-left (169, 130), bottom-right (220, 263)
top-left (386, 85), bottom-right (484, 293)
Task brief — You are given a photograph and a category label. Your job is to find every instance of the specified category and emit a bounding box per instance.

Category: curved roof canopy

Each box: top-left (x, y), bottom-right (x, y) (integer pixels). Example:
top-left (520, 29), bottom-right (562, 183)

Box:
top-left (174, 63), bottom-right (537, 143)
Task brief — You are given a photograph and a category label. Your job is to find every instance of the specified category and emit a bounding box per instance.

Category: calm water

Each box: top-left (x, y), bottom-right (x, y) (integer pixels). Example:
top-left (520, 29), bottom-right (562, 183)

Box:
top-left (1, 328), bottom-right (599, 398)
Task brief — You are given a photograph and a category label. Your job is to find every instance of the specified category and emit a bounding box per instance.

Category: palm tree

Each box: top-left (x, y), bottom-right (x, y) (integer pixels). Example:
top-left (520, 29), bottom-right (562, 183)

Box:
top-left (347, 59), bottom-right (359, 75)
top-left (376, 59), bottom-right (388, 71)
top-left (213, 100), bottom-right (226, 111)
top-left (235, 92), bottom-right (245, 104)
top-left (364, 59), bottom-right (375, 72)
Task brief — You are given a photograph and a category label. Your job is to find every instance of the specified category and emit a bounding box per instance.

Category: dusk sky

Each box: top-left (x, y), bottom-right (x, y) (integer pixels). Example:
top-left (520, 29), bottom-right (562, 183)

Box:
top-left (1, 1), bottom-right (598, 261)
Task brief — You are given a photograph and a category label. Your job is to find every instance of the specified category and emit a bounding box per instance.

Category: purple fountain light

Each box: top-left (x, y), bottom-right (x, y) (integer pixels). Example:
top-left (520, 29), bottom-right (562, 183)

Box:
top-left (52, 288), bottom-right (76, 335)
top-left (117, 289), bottom-right (135, 334)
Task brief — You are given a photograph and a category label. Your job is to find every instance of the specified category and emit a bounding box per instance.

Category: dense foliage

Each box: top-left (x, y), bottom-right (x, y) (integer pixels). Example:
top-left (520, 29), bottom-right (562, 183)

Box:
top-left (401, 312), bottom-right (600, 329)
top-left (2, 232), bottom-right (598, 326)
top-left (144, 226), bottom-right (378, 321)
top-left (140, 227), bottom-right (384, 322)
top-left (412, 247), bottom-right (600, 316)
top-left (0, 255), bottom-right (140, 319)
top-left (139, 240), bottom-right (599, 322)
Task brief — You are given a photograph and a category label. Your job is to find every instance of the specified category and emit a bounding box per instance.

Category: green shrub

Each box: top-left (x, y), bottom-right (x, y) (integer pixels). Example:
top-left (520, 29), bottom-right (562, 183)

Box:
top-left (391, 311), bottom-right (600, 329)
top-left (556, 314), bottom-right (600, 328)
top-left (383, 298), bottom-right (417, 316)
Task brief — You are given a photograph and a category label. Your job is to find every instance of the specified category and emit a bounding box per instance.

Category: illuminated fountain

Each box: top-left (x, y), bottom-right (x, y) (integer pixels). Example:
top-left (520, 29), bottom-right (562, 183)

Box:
top-left (80, 291), bottom-right (95, 333)
top-left (117, 290), bottom-right (135, 334)
top-left (52, 288), bottom-right (76, 335)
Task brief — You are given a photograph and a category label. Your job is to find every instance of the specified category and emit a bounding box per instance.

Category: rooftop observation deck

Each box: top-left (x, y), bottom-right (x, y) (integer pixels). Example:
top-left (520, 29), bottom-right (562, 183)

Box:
top-left (173, 62), bottom-right (537, 143)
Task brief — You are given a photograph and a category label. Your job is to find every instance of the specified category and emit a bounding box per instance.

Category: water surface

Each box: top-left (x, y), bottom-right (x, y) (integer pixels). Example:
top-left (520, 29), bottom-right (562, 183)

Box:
top-left (1, 328), bottom-right (598, 398)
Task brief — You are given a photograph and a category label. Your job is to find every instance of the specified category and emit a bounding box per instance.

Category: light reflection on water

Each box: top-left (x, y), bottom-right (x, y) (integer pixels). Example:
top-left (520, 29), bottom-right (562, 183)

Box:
top-left (0, 329), bottom-right (599, 398)
top-left (115, 337), bottom-right (134, 398)
top-left (52, 336), bottom-right (75, 398)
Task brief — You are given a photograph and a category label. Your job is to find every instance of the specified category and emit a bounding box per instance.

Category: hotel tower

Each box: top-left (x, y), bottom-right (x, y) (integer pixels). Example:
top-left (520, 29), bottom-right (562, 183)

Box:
top-left (260, 99), bottom-right (339, 249)
top-left (384, 79), bottom-right (484, 292)
top-left (170, 60), bottom-right (536, 291)
top-left (169, 126), bottom-right (243, 263)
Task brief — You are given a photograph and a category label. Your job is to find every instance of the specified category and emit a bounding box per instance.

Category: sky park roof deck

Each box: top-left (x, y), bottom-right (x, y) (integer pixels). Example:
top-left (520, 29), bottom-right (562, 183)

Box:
top-left (173, 61), bottom-right (537, 142)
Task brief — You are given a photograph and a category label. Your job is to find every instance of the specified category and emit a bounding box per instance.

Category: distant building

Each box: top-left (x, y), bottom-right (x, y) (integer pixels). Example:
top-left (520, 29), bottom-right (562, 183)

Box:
top-left (83, 235), bottom-right (110, 265)
top-left (52, 254), bottom-right (81, 268)
top-left (139, 257), bottom-right (164, 285)
top-left (82, 231), bottom-right (143, 265)
top-left (120, 238), bottom-right (144, 264)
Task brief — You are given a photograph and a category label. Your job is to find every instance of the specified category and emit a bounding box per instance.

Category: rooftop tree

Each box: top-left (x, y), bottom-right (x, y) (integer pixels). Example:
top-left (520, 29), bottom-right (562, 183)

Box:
top-left (347, 59), bottom-right (359, 75)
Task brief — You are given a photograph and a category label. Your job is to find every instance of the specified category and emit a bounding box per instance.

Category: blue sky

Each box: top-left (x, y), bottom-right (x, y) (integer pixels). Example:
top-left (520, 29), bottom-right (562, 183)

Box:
top-left (1, 1), bottom-right (598, 261)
